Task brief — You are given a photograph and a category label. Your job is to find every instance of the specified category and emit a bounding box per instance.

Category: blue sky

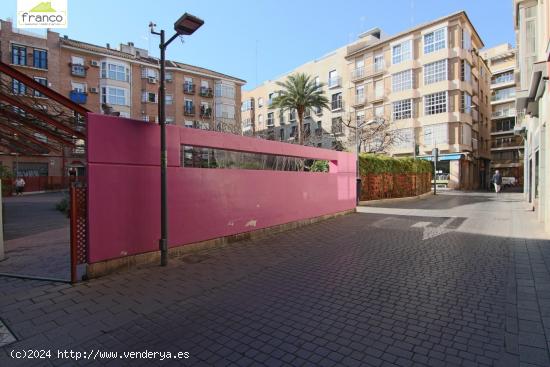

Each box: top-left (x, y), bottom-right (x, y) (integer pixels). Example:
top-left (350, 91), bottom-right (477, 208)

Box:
top-left (3, 0), bottom-right (514, 90)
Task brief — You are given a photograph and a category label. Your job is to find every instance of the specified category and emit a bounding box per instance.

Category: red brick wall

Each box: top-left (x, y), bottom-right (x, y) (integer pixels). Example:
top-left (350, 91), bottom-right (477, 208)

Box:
top-left (360, 172), bottom-right (432, 201)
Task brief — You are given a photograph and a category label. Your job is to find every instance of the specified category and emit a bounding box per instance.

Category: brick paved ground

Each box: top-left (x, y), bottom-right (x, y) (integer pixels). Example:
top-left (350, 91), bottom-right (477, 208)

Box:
top-left (0, 192), bottom-right (549, 366)
top-left (0, 193), bottom-right (70, 280)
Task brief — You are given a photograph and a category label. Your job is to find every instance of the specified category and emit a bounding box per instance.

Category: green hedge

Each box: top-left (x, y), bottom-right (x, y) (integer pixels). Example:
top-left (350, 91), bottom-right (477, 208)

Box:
top-left (359, 153), bottom-right (432, 175)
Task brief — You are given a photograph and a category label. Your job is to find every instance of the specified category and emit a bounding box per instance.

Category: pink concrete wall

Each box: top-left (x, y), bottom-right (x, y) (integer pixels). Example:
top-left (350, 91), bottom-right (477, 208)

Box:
top-left (87, 114), bottom-right (356, 263)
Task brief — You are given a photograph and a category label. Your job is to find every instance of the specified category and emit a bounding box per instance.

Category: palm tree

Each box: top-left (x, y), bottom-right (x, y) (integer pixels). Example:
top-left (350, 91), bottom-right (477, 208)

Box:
top-left (269, 73), bottom-right (329, 145)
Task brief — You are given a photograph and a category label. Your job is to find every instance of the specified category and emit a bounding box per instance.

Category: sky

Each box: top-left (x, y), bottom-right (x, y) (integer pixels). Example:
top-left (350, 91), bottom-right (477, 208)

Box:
top-left (2, 0), bottom-right (515, 90)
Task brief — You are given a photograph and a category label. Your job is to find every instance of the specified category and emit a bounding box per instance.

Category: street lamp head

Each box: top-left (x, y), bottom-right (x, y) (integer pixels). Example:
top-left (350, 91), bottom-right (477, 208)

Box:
top-left (174, 13), bottom-right (204, 35)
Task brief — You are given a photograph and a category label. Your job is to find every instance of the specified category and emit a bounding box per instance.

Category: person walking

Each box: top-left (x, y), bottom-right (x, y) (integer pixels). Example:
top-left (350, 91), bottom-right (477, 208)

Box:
top-left (14, 177), bottom-right (25, 196)
top-left (492, 170), bottom-right (502, 194)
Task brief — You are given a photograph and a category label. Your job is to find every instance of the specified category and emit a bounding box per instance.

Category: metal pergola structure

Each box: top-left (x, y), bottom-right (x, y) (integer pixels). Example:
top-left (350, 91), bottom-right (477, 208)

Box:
top-left (0, 61), bottom-right (89, 158)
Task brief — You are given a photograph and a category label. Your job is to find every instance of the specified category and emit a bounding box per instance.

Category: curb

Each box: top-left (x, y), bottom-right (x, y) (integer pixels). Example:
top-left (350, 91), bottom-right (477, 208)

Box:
top-left (358, 191), bottom-right (433, 206)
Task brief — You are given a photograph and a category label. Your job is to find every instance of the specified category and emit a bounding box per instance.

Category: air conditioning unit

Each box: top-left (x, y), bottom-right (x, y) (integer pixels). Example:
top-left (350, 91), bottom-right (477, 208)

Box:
top-left (90, 60), bottom-right (99, 67)
top-left (89, 87), bottom-right (98, 93)
top-left (147, 77), bottom-right (157, 84)
top-left (166, 78), bottom-right (173, 83)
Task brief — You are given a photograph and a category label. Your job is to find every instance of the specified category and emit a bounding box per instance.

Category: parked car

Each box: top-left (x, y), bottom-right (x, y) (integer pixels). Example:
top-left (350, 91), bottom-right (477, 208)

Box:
top-left (502, 177), bottom-right (517, 188)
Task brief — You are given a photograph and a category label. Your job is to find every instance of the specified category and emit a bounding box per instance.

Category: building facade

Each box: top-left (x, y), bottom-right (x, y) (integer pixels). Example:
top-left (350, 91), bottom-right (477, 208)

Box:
top-left (481, 44), bottom-right (523, 185)
top-left (243, 11), bottom-right (492, 190)
top-left (513, 0), bottom-right (550, 231)
top-left (0, 19), bottom-right (244, 180)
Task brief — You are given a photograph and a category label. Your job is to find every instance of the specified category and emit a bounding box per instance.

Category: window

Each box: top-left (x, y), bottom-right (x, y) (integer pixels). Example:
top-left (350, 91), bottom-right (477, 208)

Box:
top-left (492, 87), bottom-right (516, 102)
top-left (258, 114), bottom-right (263, 125)
top-left (356, 85), bottom-right (365, 103)
top-left (165, 72), bottom-right (173, 82)
top-left (258, 97), bottom-right (263, 107)
top-left (165, 94), bottom-right (173, 105)
top-left (215, 103), bottom-right (235, 119)
top-left (142, 91), bottom-right (157, 103)
top-left (101, 87), bottom-right (127, 105)
top-left (33, 77), bottom-right (47, 97)
top-left (71, 56), bottom-right (84, 65)
top-left (331, 93), bottom-right (343, 110)
top-left (141, 68), bottom-right (158, 79)
top-left (393, 99), bottom-right (412, 120)
top-left (424, 91), bottom-right (447, 115)
top-left (33, 49), bottom-right (48, 69)
top-left (461, 92), bottom-right (472, 114)
top-left (461, 28), bottom-right (471, 51)
top-left (374, 80), bottom-right (384, 99)
top-left (461, 60), bottom-right (471, 82)
top-left (395, 128), bottom-right (413, 148)
top-left (328, 70), bottom-right (340, 88)
top-left (267, 112), bottom-right (274, 126)
top-left (392, 69), bottom-right (413, 92)
top-left (491, 70), bottom-right (514, 85)
top-left (424, 59), bottom-right (447, 85)
top-left (101, 62), bottom-right (129, 81)
top-left (185, 99), bottom-right (194, 111)
top-left (424, 123), bottom-right (448, 145)
top-left (423, 28), bottom-right (447, 54)
top-left (279, 128), bottom-right (285, 141)
top-left (331, 117), bottom-right (343, 134)
top-left (461, 124), bottom-right (472, 145)
top-left (12, 79), bottom-right (26, 95)
top-left (215, 83), bottom-right (235, 99)
top-left (290, 126), bottom-right (297, 137)
top-left (289, 109), bottom-right (296, 121)
top-left (71, 82), bottom-right (86, 93)
top-left (304, 123), bottom-right (311, 136)
top-left (374, 53), bottom-right (384, 72)
top-left (314, 76), bottom-right (320, 86)
top-left (12, 45), bottom-right (26, 65)
top-left (375, 105), bottom-right (384, 118)
top-left (392, 40), bottom-right (412, 64)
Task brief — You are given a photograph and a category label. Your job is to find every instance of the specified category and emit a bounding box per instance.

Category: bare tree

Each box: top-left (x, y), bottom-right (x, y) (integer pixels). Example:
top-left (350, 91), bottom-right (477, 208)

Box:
top-left (341, 113), bottom-right (403, 154)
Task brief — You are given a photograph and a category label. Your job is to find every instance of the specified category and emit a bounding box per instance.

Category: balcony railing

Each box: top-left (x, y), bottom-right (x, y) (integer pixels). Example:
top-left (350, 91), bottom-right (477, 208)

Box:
top-left (183, 83), bottom-right (195, 94)
top-left (200, 87), bottom-right (213, 98)
top-left (331, 99), bottom-right (344, 111)
top-left (69, 90), bottom-right (87, 104)
top-left (71, 64), bottom-right (86, 77)
top-left (184, 106), bottom-right (195, 116)
top-left (491, 92), bottom-right (516, 102)
top-left (200, 107), bottom-right (212, 118)
top-left (351, 67), bottom-right (365, 81)
top-left (328, 76), bottom-right (342, 88)
top-left (492, 109), bottom-right (516, 119)
top-left (354, 95), bottom-right (366, 106)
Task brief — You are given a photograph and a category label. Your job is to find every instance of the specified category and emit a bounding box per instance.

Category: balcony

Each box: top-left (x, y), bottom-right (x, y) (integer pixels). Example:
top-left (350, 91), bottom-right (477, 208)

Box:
top-left (491, 92), bottom-right (516, 104)
top-left (331, 99), bottom-right (344, 111)
top-left (351, 67), bottom-right (365, 81)
top-left (183, 83), bottom-right (195, 95)
top-left (69, 90), bottom-right (87, 104)
top-left (492, 109), bottom-right (516, 119)
top-left (353, 94), bottom-right (366, 106)
top-left (184, 106), bottom-right (195, 116)
top-left (328, 76), bottom-right (342, 89)
top-left (200, 87), bottom-right (213, 98)
top-left (200, 106), bottom-right (212, 118)
top-left (70, 64), bottom-right (86, 77)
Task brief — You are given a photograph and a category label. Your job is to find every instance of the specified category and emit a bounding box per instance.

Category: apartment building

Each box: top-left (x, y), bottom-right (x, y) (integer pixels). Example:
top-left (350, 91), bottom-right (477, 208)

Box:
top-left (242, 45), bottom-right (351, 148)
top-left (0, 18), bottom-right (244, 178)
top-left (244, 11), bottom-right (491, 190)
top-left (481, 44), bottom-right (523, 185)
top-left (513, 0), bottom-right (550, 231)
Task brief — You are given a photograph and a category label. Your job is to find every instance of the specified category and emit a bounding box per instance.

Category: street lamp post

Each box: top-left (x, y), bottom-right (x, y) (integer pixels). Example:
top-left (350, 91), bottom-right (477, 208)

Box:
top-left (150, 13), bottom-right (204, 267)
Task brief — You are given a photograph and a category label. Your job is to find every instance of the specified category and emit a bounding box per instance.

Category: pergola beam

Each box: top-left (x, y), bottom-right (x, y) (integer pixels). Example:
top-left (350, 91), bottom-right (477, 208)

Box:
top-left (0, 92), bottom-right (85, 139)
top-left (0, 61), bottom-right (89, 116)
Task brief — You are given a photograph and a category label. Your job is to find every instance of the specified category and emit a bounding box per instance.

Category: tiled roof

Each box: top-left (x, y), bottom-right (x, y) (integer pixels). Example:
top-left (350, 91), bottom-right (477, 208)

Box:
top-left (60, 38), bottom-right (245, 84)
